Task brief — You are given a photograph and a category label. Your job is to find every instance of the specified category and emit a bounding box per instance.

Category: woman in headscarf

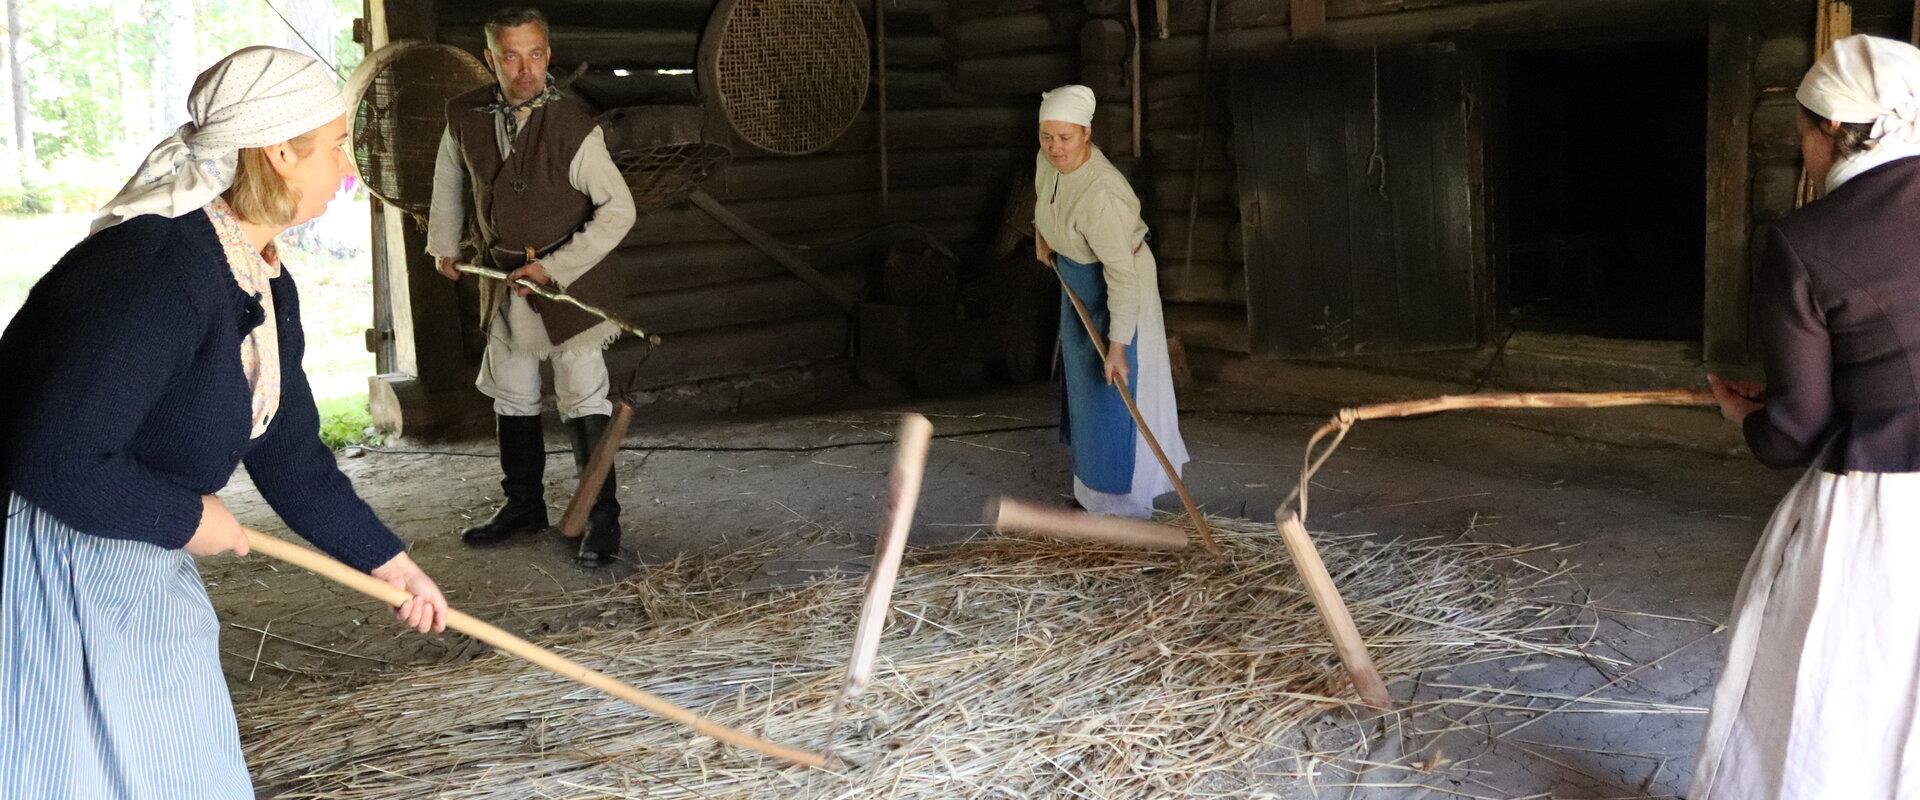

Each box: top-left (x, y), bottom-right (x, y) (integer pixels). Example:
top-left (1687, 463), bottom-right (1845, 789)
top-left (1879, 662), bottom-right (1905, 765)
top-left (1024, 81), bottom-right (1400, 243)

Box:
top-left (1032, 85), bottom-right (1189, 518)
top-left (0, 46), bottom-right (449, 797)
top-left (1694, 34), bottom-right (1920, 797)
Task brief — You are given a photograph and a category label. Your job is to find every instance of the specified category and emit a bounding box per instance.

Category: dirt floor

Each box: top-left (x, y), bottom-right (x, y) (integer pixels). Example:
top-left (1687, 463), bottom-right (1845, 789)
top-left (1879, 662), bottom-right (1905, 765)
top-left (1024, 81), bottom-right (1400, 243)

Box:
top-left (210, 380), bottom-right (1794, 798)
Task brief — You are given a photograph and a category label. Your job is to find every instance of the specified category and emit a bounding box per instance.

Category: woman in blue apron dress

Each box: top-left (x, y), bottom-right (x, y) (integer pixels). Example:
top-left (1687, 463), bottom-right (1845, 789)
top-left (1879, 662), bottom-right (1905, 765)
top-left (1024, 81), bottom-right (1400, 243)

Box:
top-left (0, 47), bottom-right (449, 798)
top-left (1031, 85), bottom-right (1188, 518)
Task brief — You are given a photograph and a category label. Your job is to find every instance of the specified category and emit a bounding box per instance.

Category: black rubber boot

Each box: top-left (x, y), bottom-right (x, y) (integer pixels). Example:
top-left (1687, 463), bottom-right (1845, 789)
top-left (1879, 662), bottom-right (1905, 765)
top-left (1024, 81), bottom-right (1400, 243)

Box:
top-left (568, 414), bottom-right (623, 567)
top-left (461, 414), bottom-right (549, 546)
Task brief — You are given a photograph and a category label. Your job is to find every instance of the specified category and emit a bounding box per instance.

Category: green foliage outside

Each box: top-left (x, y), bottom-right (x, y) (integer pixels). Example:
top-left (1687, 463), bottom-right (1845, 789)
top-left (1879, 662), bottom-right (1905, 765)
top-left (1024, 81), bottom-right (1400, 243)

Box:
top-left (4, 0), bottom-right (380, 452)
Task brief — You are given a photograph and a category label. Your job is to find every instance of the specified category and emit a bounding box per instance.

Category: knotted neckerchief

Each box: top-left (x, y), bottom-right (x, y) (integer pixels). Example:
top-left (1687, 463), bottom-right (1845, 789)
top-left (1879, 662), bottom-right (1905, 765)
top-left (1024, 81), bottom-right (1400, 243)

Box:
top-left (480, 79), bottom-right (563, 142)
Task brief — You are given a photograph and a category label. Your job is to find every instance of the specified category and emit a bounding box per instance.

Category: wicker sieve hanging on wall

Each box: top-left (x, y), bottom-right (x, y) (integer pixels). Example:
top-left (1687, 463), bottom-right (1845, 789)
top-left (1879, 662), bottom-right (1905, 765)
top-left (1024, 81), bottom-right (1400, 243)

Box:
top-left (348, 41), bottom-right (493, 219)
top-left (697, 0), bottom-right (870, 156)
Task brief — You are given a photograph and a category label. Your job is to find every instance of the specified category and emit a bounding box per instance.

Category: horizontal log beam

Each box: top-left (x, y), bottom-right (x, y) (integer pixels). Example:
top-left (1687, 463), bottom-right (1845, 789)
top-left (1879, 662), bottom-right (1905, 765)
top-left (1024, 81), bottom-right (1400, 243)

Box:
top-left (623, 184), bottom-right (1002, 246)
top-left (1146, 0), bottom-right (1707, 68)
top-left (605, 315), bottom-right (851, 390)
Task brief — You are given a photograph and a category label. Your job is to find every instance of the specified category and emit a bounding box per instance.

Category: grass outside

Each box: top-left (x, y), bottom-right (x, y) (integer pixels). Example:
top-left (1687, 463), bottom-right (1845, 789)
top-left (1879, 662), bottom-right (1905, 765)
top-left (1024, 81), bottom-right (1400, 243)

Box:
top-left (0, 192), bottom-right (381, 450)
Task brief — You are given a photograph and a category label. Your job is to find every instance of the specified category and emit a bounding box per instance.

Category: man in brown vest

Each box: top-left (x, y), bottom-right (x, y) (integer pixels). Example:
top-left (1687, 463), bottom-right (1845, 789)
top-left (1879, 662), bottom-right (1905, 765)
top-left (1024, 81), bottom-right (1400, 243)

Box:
top-left (426, 7), bottom-right (636, 567)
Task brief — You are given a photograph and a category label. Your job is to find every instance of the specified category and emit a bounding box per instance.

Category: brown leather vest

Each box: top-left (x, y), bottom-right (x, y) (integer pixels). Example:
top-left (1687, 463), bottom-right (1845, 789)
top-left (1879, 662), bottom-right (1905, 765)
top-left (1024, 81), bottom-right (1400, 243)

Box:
top-left (446, 85), bottom-right (609, 346)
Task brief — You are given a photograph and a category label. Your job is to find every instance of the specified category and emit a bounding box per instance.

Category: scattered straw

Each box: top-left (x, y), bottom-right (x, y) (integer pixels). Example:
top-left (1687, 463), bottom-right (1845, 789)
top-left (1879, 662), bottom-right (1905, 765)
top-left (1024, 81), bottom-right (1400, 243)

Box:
top-left (239, 516), bottom-right (1598, 798)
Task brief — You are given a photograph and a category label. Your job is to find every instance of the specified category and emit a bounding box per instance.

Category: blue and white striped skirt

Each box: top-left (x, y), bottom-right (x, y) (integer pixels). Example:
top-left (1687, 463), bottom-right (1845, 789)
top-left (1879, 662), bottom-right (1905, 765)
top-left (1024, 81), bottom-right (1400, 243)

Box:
top-left (1, 492), bottom-right (252, 799)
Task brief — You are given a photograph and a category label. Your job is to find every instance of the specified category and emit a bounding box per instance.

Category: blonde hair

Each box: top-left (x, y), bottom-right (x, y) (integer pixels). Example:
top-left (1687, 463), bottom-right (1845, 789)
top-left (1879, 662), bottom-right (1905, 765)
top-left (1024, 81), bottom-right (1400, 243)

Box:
top-left (221, 131), bottom-right (319, 226)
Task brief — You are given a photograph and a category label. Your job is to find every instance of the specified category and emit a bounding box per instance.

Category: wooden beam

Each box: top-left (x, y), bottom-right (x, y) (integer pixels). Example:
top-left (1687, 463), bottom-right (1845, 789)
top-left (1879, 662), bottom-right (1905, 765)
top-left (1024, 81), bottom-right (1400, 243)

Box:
top-left (1147, 0), bottom-right (1708, 65)
top-left (688, 190), bottom-right (860, 311)
top-left (603, 315), bottom-right (850, 390)
top-left (1704, 3), bottom-right (1756, 365)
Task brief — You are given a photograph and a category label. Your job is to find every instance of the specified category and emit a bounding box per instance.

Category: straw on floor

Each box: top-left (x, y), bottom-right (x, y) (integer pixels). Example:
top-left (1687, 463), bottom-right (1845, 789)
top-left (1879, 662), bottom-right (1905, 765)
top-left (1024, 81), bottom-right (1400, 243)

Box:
top-left (238, 515), bottom-right (1599, 798)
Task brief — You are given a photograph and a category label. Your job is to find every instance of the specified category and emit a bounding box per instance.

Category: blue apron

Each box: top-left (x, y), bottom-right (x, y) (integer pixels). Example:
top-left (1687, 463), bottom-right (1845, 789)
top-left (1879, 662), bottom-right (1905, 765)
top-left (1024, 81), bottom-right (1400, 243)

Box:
top-left (1057, 254), bottom-right (1139, 494)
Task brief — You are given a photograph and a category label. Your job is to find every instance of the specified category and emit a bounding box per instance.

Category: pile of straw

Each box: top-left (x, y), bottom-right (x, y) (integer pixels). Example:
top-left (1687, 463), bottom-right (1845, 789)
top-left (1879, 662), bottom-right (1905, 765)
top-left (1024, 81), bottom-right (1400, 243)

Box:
top-left (239, 516), bottom-right (1589, 798)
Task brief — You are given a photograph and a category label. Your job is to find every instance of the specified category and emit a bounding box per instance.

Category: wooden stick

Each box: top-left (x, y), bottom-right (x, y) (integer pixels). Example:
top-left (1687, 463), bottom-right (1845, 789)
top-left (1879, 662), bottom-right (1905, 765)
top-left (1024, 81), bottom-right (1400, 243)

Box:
top-left (1344, 389), bottom-right (1713, 421)
top-left (844, 413), bottom-right (935, 699)
top-left (1051, 263), bottom-right (1221, 555)
top-left (1182, 0), bottom-right (1219, 283)
top-left (993, 496), bottom-right (1190, 551)
top-left (1281, 389), bottom-right (1716, 521)
top-left (1277, 512), bottom-right (1393, 710)
top-left (688, 189), bottom-right (860, 311)
top-left (558, 401), bottom-right (634, 539)
top-left (241, 530), bottom-right (828, 768)
top-left (1129, 0), bottom-right (1143, 156)
top-left (1154, 0), bottom-right (1170, 38)
top-left (454, 264), bottom-right (661, 344)
top-left (877, 0), bottom-right (891, 212)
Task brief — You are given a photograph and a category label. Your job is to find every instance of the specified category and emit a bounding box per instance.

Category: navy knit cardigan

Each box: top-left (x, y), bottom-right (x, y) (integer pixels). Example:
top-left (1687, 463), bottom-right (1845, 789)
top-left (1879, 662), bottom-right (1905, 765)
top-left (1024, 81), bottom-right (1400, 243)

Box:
top-left (0, 211), bottom-right (405, 573)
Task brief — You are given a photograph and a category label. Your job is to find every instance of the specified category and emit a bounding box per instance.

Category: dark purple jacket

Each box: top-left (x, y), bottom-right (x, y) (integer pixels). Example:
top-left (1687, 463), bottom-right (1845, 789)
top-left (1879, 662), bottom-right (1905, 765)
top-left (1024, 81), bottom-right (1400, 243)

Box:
top-left (1747, 155), bottom-right (1920, 472)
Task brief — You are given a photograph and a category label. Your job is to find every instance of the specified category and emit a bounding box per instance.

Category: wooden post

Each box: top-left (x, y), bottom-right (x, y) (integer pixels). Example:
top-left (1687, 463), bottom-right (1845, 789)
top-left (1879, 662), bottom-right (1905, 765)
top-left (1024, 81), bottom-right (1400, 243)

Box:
top-left (1130, 0), bottom-right (1143, 155)
top-left (558, 402), bottom-right (633, 538)
top-left (1704, 1), bottom-right (1756, 365)
top-left (1277, 513), bottom-right (1392, 710)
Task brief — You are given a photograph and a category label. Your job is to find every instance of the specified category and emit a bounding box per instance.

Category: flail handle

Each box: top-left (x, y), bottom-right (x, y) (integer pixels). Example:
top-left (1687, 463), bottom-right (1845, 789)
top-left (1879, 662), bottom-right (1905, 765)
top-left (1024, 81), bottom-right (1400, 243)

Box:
top-left (241, 530), bottom-right (827, 768)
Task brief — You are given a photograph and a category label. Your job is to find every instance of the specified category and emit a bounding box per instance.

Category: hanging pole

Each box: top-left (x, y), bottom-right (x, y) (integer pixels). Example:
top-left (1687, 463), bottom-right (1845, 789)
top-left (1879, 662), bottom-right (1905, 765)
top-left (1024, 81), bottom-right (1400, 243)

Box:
top-left (877, 0), bottom-right (891, 211)
top-left (1181, 0), bottom-right (1219, 283)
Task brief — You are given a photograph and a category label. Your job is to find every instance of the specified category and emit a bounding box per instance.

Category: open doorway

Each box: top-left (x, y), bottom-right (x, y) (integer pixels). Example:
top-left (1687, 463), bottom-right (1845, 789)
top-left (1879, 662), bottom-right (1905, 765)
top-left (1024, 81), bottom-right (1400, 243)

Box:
top-left (0, 0), bottom-right (378, 447)
top-left (1493, 39), bottom-right (1707, 342)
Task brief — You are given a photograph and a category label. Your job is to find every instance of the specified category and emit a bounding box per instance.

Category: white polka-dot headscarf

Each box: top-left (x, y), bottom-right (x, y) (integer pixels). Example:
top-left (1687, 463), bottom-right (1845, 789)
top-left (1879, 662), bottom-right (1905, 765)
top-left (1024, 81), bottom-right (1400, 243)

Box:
top-left (91, 46), bottom-right (350, 234)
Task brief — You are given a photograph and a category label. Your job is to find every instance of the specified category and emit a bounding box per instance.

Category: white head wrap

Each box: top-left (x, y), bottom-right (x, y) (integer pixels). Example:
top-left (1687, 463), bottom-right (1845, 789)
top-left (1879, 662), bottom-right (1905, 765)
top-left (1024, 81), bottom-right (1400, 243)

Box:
top-left (1039, 85), bottom-right (1097, 128)
top-left (91, 46), bottom-right (350, 234)
top-left (1797, 34), bottom-right (1920, 191)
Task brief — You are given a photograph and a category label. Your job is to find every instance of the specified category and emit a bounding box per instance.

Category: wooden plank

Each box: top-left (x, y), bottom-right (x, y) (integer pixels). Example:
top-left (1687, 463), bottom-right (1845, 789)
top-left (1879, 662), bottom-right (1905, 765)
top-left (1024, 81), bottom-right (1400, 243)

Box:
top-left (1342, 46), bottom-right (1396, 355)
top-left (625, 184), bottom-right (1001, 246)
top-left (1393, 44), bottom-right (1479, 351)
top-left (688, 190), bottom-right (860, 311)
top-left (613, 271), bottom-right (865, 336)
top-left (952, 52), bottom-right (1081, 96)
top-left (604, 315), bottom-right (850, 389)
top-left (1704, 4), bottom-right (1756, 364)
top-left (1230, 47), bottom-right (1351, 357)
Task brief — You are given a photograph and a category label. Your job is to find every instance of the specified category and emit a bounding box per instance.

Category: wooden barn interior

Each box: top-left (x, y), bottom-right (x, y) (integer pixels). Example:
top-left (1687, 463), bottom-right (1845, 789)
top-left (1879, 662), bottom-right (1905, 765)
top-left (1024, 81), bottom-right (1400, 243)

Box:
top-left (202, 0), bottom-right (1920, 795)
top-left (360, 0), bottom-right (1915, 437)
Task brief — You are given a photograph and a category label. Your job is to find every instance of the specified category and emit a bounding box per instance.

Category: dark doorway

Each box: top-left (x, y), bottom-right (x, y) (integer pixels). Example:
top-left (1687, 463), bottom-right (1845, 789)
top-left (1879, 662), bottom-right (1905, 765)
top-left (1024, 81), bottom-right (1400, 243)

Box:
top-left (1495, 39), bottom-right (1707, 341)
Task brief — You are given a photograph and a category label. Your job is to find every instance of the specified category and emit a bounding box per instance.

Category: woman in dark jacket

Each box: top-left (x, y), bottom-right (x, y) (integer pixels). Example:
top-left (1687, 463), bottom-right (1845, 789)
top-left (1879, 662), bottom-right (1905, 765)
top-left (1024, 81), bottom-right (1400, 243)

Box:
top-left (0, 47), bottom-right (448, 798)
top-left (1695, 34), bottom-right (1920, 798)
